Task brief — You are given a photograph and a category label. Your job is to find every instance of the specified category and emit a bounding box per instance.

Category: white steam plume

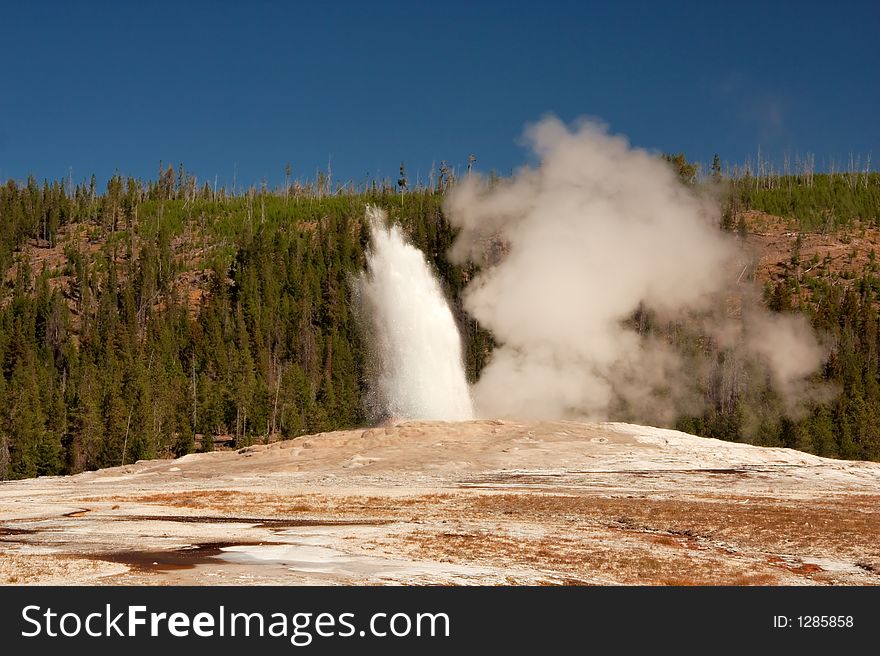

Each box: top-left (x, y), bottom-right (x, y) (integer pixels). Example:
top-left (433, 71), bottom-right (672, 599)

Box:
top-left (444, 116), bottom-right (825, 422)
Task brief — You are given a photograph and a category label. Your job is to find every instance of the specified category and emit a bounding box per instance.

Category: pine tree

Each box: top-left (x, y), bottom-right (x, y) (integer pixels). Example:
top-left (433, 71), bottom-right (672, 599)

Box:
top-left (711, 154), bottom-right (722, 180)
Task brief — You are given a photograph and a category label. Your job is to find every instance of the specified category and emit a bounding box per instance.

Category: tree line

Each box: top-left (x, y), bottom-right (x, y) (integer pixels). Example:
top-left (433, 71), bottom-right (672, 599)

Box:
top-left (0, 164), bottom-right (878, 479)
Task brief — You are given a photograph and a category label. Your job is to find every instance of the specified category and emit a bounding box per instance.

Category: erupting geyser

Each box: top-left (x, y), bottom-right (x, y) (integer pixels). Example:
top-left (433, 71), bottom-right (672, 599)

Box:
top-left (355, 206), bottom-right (473, 421)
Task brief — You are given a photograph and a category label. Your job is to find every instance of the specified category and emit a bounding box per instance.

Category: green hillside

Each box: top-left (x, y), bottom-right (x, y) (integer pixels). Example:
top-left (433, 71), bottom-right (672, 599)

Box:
top-left (0, 168), bottom-right (878, 479)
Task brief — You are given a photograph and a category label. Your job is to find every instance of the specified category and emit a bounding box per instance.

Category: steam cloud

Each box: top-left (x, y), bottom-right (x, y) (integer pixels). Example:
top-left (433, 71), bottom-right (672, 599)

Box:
top-left (445, 116), bottom-right (826, 423)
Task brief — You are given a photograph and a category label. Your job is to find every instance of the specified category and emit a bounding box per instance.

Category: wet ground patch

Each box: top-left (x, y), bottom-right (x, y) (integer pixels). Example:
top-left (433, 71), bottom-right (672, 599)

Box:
top-left (119, 515), bottom-right (392, 529)
top-left (92, 542), bottom-right (272, 571)
top-left (0, 526), bottom-right (37, 537)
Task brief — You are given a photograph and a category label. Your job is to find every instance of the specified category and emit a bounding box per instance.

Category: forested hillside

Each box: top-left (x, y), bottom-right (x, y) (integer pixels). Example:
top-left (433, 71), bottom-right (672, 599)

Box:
top-left (0, 164), bottom-right (878, 480)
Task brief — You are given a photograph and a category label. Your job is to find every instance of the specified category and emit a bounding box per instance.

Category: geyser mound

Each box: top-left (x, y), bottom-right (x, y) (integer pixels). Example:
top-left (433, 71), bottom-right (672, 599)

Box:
top-left (355, 206), bottom-right (473, 421)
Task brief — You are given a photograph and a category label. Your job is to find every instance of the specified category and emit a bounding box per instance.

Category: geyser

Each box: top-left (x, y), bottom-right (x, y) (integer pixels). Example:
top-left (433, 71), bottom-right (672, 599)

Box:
top-left (355, 206), bottom-right (473, 421)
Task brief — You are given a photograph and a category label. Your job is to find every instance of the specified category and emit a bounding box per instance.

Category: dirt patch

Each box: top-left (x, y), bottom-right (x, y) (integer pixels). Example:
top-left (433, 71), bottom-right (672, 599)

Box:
top-left (398, 529), bottom-right (781, 586)
top-left (767, 556), bottom-right (823, 576)
top-left (743, 211), bottom-right (880, 305)
top-left (85, 491), bottom-right (455, 517)
top-left (0, 553), bottom-right (127, 584)
top-left (464, 493), bottom-right (880, 559)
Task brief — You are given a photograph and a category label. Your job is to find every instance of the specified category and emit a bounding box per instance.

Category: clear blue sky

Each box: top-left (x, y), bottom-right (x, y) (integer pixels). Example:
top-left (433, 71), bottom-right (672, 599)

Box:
top-left (1, 0), bottom-right (878, 188)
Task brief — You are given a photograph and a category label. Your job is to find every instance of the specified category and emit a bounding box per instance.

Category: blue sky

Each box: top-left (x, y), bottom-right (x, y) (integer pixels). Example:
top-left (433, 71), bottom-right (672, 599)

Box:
top-left (1, 0), bottom-right (878, 188)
